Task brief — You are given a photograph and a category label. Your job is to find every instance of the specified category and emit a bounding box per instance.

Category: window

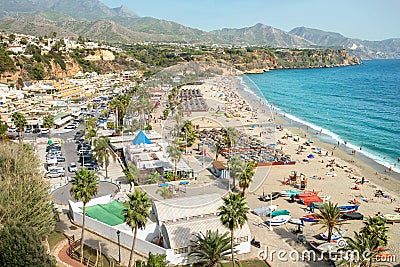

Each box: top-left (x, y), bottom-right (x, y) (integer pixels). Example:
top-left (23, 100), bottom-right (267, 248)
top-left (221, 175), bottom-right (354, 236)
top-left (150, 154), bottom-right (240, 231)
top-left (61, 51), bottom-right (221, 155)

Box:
top-left (174, 247), bottom-right (189, 254)
top-left (235, 236), bottom-right (249, 243)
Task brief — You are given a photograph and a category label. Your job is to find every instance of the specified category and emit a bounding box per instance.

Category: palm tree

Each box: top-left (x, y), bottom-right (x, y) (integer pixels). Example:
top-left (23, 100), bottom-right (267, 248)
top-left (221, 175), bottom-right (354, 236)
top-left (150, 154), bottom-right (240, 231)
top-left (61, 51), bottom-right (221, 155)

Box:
top-left (146, 252), bottom-right (169, 267)
top-left (361, 216), bottom-right (389, 247)
top-left (147, 171), bottom-right (161, 184)
top-left (123, 164), bottom-right (139, 191)
top-left (0, 120), bottom-right (9, 141)
top-left (344, 231), bottom-right (381, 267)
top-left (156, 186), bottom-right (173, 199)
top-left (70, 168), bottom-right (99, 262)
top-left (228, 156), bottom-right (245, 185)
top-left (122, 190), bottom-right (152, 267)
top-left (189, 230), bottom-right (232, 266)
top-left (238, 161), bottom-right (256, 196)
top-left (85, 125), bottom-right (97, 143)
top-left (42, 114), bottom-right (54, 138)
top-left (212, 143), bottom-right (223, 161)
top-left (93, 136), bottom-right (116, 179)
top-left (167, 143), bottom-right (182, 180)
top-left (312, 202), bottom-right (343, 242)
top-left (134, 88), bottom-right (154, 129)
top-left (181, 120), bottom-right (197, 147)
top-left (218, 192), bottom-right (249, 267)
top-left (223, 127), bottom-right (238, 189)
top-left (11, 112), bottom-right (27, 143)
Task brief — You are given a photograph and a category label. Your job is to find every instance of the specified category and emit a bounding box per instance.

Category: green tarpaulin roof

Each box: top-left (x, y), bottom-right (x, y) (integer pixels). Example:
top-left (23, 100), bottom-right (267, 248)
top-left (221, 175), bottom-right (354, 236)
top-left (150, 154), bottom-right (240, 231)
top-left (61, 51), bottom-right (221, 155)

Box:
top-left (82, 200), bottom-right (125, 226)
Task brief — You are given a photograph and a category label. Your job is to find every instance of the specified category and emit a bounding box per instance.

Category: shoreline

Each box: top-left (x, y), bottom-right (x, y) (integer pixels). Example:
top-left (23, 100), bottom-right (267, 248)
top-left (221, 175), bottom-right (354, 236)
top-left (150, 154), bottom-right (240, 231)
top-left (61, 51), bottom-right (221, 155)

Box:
top-left (274, 112), bottom-right (400, 180)
top-left (239, 72), bottom-right (400, 177)
top-left (175, 74), bottom-right (400, 264)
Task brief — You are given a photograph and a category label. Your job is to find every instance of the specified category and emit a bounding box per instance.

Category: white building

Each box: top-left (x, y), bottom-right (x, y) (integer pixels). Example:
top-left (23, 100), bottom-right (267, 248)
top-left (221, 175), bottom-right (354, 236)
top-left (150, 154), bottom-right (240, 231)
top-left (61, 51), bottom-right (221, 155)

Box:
top-left (124, 131), bottom-right (193, 177)
top-left (68, 193), bottom-right (251, 265)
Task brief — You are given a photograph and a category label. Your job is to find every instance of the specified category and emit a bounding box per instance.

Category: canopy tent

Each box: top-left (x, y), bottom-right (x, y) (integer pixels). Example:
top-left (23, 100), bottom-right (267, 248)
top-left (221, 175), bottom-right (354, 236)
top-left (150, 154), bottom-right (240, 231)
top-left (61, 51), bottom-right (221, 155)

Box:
top-left (131, 130), bottom-right (152, 145)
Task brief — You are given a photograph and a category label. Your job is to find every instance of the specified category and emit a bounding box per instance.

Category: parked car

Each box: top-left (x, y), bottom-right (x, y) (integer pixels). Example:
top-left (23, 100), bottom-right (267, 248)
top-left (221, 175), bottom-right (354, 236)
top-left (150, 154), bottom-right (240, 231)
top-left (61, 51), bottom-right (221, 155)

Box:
top-left (68, 162), bottom-right (78, 172)
top-left (57, 157), bottom-right (66, 162)
top-left (79, 154), bottom-right (93, 164)
top-left (25, 128), bottom-right (32, 133)
top-left (46, 157), bottom-right (58, 165)
top-left (46, 169), bottom-right (65, 178)
top-left (77, 142), bottom-right (90, 150)
top-left (47, 151), bottom-right (62, 157)
top-left (74, 131), bottom-right (84, 140)
top-left (41, 128), bottom-right (49, 134)
top-left (46, 146), bottom-right (61, 152)
top-left (32, 128), bottom-right (41, 134)
top-left (77, 149), bottom-right (91, 155)
top-left (65, 124), bottom-right (75, 129)
top-left (84, 162), bottom-right (99, 171)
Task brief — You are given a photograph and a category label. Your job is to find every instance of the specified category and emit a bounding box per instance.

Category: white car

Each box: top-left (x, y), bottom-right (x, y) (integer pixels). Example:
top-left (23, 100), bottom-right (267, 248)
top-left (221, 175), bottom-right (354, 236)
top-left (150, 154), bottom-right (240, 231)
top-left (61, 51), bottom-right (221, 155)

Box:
top-left (69, 162), bottom-right (78, 172)
top-left (46, 169), bottom-right (65, 178)
top-left (41, 128), bottom-right (49, 134)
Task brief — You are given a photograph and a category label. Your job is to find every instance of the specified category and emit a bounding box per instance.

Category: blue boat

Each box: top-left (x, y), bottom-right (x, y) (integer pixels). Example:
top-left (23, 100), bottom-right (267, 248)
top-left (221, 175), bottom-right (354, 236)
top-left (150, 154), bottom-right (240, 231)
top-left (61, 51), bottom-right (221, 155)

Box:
top-left (339, 205), bottom-right (359, 214)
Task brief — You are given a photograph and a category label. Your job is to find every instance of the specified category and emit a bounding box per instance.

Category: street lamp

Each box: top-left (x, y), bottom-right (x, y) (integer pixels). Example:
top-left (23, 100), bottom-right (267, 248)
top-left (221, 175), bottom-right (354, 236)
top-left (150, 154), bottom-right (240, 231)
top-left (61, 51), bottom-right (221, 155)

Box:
top-left (116, 230), bottom-right (121, 264)
top-left (269, 193), bottom-right (273, 231)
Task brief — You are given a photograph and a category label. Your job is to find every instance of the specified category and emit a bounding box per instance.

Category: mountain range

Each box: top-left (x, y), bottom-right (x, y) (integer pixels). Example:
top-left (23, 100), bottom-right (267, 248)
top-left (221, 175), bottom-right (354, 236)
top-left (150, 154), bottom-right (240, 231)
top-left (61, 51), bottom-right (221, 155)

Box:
top-left (0, 0), bottom-right (399, 59)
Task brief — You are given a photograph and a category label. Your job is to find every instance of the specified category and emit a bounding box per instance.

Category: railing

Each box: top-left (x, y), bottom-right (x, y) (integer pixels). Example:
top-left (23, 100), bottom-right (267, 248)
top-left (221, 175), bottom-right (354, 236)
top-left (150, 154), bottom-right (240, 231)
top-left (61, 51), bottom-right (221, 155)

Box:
top-left (66, 236), bottom-right (111, 267)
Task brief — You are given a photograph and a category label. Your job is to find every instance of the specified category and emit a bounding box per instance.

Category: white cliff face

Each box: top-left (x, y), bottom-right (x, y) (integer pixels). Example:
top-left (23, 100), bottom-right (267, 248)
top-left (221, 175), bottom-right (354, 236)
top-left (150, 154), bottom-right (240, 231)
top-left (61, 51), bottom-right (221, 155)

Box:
top-left (349, 43), bottom-right (358, 50)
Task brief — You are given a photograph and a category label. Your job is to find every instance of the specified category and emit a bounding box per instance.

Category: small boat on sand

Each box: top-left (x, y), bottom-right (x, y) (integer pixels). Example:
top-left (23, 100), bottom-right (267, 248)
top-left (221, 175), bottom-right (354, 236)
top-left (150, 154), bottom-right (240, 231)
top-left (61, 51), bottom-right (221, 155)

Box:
top-left (280, 189), bottom-right (301, 197)
top-left (302, 214), bottom-right (319, 222)
top-left (266, 215), bottom-right (291, 226)
top-left (259, 192), bottom-right (281, 202)
top-left (343, 212), bottom-right (364, 220)
top-left (271, 209), bottom-right (290, 217)
top-left (380, 214), bottom-right (400, 223)
top-left (339, 205), bottom-right (359, 214)
top-left (309, 241), bottom-right (344, 254)
top-left (289, 218), bottom-right (304, 226)
top-left (252, 205), bottom-right (278, 217)
top-left (320, 229), bottom-right (346, 241)
top-left (297, 191), bottom-right (319, 198)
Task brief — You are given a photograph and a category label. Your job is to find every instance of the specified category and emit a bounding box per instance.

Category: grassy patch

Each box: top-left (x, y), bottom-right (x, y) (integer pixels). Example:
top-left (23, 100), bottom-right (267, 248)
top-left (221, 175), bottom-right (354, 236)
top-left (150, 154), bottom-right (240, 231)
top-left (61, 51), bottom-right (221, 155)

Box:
top-left (75, 245), bottom-right (122, 267)
top-left (48, 231), bottom-right (66, 250)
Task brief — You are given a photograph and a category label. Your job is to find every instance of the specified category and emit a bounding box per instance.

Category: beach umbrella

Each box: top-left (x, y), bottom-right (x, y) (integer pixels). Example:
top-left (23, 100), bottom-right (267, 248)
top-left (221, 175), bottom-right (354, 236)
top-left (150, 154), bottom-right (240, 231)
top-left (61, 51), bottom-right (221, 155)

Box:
top-left (307, 154), bottom-right (315, 159)
top-left (307, 139), bottom-right (314, 143)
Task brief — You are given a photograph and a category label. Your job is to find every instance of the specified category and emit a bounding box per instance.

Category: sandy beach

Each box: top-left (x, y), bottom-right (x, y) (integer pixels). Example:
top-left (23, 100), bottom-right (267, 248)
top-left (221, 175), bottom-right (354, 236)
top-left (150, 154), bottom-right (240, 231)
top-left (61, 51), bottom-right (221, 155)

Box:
top-left (183, 75), bottom-right (400, 266)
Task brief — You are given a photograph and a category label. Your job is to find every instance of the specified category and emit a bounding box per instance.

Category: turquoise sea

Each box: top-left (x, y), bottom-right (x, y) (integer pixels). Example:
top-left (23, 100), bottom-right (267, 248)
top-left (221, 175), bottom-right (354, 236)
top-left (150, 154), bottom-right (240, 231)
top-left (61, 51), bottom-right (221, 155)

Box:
top-left (245, 59), bottom-right (400, 174)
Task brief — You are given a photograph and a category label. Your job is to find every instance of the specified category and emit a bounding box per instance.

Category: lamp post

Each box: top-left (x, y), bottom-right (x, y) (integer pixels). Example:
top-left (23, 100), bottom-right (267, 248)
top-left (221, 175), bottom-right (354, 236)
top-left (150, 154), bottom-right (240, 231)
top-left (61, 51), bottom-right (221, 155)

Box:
top-left (116, 230), bottom-right (121, 264)
top-left (269, 193), bottom-right (273, 231)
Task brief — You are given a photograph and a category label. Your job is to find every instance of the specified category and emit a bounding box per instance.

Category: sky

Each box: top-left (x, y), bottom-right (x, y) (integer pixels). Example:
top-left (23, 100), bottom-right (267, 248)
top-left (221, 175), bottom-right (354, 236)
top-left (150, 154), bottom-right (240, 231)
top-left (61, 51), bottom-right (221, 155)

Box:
top-left (101, 0), bottom-right (400, 41)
